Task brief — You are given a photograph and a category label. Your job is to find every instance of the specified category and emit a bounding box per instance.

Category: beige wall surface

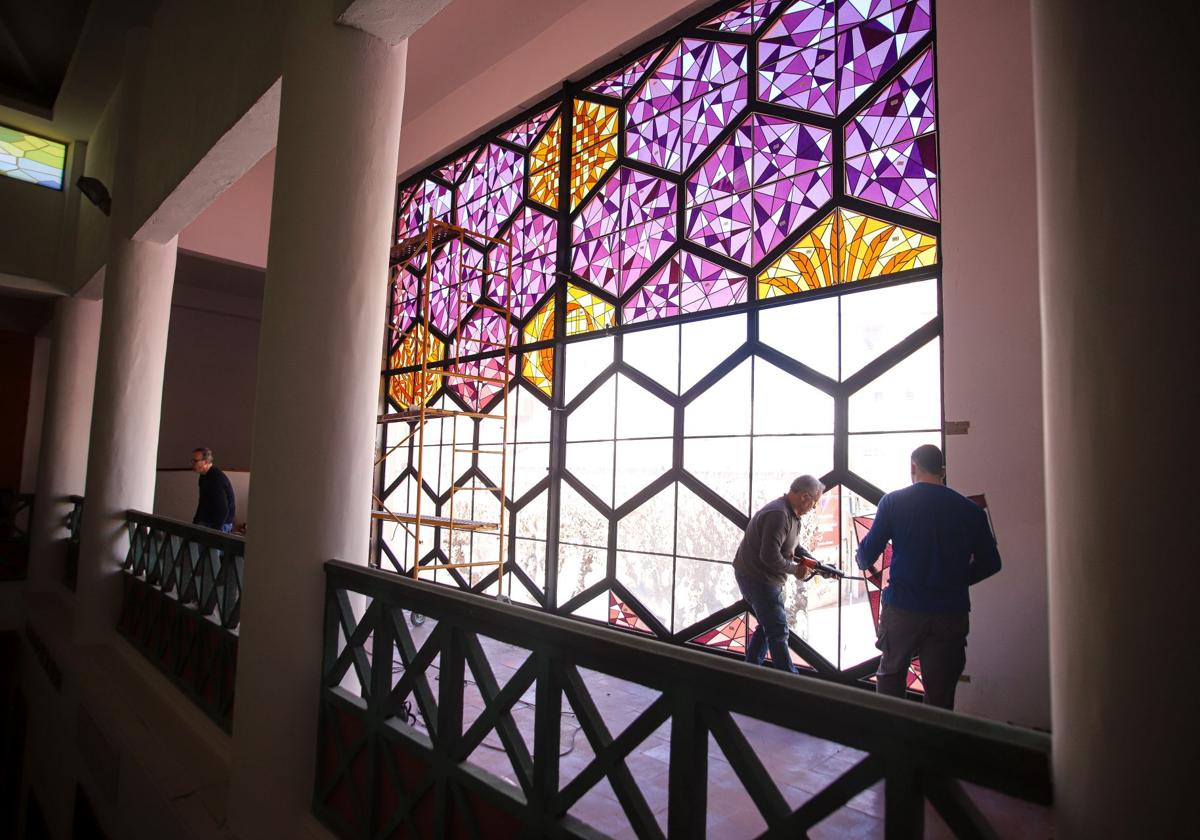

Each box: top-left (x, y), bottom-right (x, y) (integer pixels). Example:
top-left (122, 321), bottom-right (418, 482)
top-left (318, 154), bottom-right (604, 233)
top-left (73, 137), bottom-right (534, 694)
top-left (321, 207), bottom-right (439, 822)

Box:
top-left (937, 0), bottom-right (1047, 728)
top-left (0, 175), bottom-right (63, 282)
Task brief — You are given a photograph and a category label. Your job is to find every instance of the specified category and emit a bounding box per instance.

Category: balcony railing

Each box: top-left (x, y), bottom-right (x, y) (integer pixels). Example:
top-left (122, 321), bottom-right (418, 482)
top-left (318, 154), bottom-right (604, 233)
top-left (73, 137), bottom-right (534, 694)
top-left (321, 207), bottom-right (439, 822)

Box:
top-left (63, 494), bottom-right (83, 591)
top-left (118, 510), bottom-right (243, 731)
top-left (0, 491), bottom-right (33, 581)
top-left (316, 560), bottom-right (1052, 838)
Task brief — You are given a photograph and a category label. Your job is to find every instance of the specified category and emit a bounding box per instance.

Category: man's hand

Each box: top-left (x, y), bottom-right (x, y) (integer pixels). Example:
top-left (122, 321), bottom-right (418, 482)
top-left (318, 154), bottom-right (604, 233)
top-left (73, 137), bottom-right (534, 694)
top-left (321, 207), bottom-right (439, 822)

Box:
top-left (793, 564), bottom-right (811, 581)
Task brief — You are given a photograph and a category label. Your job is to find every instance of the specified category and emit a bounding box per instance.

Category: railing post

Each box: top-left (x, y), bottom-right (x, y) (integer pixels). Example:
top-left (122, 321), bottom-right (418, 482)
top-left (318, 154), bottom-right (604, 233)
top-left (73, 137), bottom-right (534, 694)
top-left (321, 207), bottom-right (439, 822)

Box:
top-left (435, 625), bottom-right (465, 836)
top-left (885, 762), bottom-right (924, 837)
top-left (668, 694), bottom-right (708, 838)
top-left (532, 651), bottom-right (561, 820)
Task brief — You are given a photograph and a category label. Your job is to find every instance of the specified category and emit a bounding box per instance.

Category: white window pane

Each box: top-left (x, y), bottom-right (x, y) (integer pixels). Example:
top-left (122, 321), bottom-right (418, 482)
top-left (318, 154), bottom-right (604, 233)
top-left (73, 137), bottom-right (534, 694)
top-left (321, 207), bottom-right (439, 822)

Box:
top-left (840, 279), bottom-right (937, 379)
top-left (848, 338), bottom-right (941, 432)
top-left (752, 358), bottom-right (835, 435)
top-left (758, 295), bottom-right (839, 380)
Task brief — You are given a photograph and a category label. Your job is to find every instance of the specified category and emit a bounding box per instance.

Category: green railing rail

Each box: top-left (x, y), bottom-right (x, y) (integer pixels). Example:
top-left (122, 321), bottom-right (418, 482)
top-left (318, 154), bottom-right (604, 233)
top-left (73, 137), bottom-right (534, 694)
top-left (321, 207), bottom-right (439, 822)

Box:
top-left (118, 510), bottom-right (243, 731)
top-left (315, 560), bottom-right (1052, 838)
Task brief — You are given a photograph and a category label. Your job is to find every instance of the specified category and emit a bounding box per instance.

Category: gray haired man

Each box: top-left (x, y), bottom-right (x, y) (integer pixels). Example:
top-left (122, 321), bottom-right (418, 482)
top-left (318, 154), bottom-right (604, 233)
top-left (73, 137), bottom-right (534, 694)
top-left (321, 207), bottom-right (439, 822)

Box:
top-left (733, 475), bottom-right (825, 672)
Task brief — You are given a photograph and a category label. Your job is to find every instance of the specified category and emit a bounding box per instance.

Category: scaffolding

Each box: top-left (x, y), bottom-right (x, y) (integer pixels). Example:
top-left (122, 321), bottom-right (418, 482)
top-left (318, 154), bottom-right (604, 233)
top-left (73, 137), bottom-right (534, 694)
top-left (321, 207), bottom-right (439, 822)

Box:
top-left (373, 218), bottom-right (514, 586)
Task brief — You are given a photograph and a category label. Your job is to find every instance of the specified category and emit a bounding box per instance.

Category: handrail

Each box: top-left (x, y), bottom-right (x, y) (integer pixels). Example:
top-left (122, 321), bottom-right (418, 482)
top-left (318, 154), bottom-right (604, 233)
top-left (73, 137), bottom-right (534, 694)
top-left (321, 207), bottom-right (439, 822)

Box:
top-left (118, 509), bottom-right (242, 731)
top-left (315, 560), bottom-right (1052, 837)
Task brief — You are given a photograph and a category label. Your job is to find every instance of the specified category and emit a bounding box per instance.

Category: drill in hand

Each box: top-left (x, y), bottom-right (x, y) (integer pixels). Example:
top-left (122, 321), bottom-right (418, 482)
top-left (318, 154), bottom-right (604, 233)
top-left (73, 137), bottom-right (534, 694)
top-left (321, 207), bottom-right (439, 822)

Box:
top-left (794, 547), bottom-right (845, 580)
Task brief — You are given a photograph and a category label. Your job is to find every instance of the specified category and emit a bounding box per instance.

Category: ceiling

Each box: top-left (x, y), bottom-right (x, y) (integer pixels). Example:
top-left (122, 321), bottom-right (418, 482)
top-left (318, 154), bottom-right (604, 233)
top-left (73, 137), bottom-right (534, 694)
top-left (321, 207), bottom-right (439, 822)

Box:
top-left (0, 0), bottom-right (158, 139)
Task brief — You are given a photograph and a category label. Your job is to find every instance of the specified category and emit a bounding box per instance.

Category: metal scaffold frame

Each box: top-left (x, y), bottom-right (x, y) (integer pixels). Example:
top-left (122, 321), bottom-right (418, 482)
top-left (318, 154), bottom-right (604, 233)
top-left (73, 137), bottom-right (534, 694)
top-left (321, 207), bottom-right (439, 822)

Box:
top-left (372, 217), bottom-right (514, 587)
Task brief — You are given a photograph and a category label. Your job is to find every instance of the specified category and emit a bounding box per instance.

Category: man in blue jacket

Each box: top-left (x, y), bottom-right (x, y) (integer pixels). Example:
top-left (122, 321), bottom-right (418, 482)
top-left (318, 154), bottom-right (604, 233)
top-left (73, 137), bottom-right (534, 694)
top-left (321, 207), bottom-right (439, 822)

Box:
top-left (856, 444), bottom-right (1000, 709)
top-left (191, 447), bottom-right (236, 533)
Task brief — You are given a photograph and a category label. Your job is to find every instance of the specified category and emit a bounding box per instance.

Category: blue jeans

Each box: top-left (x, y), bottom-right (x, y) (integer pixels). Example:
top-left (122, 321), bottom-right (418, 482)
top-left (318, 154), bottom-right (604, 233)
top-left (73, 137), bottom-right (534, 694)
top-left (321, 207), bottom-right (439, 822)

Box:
top-left (735, 568), bottom-right (797, 673)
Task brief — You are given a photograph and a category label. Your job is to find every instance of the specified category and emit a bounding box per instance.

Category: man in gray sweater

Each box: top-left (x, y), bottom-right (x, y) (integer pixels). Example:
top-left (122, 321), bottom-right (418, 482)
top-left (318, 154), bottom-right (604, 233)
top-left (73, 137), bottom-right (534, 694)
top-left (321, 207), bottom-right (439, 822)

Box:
top-left (733, 475), bottom-right (825, 672)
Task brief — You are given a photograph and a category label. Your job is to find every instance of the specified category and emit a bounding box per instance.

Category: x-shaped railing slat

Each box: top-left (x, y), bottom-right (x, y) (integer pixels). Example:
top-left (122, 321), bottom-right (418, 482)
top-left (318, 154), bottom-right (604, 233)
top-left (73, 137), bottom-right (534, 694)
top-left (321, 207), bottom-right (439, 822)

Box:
top-left (389, 609), bottom-right (443, 733)
top-left (457, 633), bottom-right (536, 796)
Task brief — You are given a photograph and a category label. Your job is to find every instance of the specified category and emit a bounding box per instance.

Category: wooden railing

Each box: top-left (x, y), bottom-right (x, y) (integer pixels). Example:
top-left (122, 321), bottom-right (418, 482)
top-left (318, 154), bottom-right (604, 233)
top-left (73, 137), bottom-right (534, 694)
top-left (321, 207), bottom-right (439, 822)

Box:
top-left (118, 510), bottom-right (242, 731)
top-left (0, 491), bottom-right (33, 581)
top-left (63, 494), bottom-right (83, 591)
top-left (315, 561), bottom-right (1052, 838)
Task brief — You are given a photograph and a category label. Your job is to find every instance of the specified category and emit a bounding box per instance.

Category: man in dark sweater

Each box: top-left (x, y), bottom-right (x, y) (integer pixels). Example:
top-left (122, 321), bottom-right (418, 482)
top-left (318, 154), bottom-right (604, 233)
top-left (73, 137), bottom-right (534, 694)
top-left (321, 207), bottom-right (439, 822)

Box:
top-left (191, 447), bottom-right (236, 532)
top-left (855, 444), bottom-right (1001, 709)
top-left (733, 475), bottom-right (825, 673)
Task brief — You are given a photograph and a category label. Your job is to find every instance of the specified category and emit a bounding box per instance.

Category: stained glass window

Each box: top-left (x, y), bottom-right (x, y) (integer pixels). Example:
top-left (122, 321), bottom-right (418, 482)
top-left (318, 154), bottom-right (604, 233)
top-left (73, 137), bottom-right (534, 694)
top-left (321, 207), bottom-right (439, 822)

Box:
top-left (0, 125), bottom-right (66, 190)
top-left (380, 0), bottom-right (941, 685)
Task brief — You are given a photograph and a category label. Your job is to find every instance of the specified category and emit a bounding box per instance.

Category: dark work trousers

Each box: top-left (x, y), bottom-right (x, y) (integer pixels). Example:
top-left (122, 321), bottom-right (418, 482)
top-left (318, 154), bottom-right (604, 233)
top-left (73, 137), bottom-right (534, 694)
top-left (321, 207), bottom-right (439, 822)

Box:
top-left (735, 568), bottom-right (797, 673)
top-left (875, 604), bottom-right (969, 709)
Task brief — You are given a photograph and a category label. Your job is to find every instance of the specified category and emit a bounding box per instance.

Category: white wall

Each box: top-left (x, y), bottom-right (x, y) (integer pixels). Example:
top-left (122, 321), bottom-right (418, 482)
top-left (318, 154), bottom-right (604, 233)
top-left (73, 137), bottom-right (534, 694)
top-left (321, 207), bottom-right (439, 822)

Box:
top-left (20, 334), bottom-right (50, 492)
top-left (153, 468), bottom-right (250, 526)
top-left (177, 150), bottom-right (275, 269)
top-left (938, 0), bottom-right (1048, 728)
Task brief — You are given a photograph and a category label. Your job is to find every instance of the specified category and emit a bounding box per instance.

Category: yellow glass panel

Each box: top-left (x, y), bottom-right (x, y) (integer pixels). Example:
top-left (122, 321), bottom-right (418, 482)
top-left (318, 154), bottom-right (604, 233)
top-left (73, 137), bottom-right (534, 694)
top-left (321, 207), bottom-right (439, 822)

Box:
top-left (388, 325), bottom-right (444, 407)
top-left (527, 116), bottom-right (562, 209)
top-left (0, 124), bottom-right (66, 189)
top-left (758, 209), bottom-right (938, 300)
top-left (565, 284), bottom-right (616, 336)
top-left (569, 100), bottom-right (619, 210)
top-left (521, 297), bottom-right (555, 396)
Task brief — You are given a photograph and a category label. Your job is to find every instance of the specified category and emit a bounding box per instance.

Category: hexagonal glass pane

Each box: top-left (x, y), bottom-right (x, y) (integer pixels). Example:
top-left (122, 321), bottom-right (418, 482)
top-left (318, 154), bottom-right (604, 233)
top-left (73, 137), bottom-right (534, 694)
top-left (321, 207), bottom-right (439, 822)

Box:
top-left (751, 358), bottom-right (835, 435)
top-left (848, 338), bottom-right (941, 433)
top-left (616, 483), bottom-right (675, 555)
top-left (683, 435), bottom-right (750, 515)
top-left (758, 295), bottom-right (839, 380)
top-left (840, 279), bottom-right (937, 379)
top-left (623, 323), bottom-right (680, 393)
top-left (615, 373), bottom-right (674, 438)
top-left (614, 439), bottom-right (673, 509)
top-left (684, 357), bottom-right (752, 437)
top-left (680, 311), bottom-right (746, 393)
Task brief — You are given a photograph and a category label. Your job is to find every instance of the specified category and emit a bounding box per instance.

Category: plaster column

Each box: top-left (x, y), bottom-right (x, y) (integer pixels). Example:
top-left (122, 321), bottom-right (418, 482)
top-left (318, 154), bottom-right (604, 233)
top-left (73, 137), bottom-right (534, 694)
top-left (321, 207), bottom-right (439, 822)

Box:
top-left (28, 296), bottom-right (102, 589)
top-left (226, 7), bottom-right (407, 836)
top-left (74, 33), bottom-right (179, 642)
top-left (1032, 1), bottom-right (1191, 834)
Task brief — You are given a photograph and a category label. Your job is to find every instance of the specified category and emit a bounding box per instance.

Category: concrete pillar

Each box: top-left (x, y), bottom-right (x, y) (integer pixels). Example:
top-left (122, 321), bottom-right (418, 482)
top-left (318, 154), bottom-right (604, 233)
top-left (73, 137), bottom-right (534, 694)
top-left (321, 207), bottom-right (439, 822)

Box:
top-left (226, 7), bottom-right (408, 836)
top-left (74, 32), bottom-right (179, 642)
top-left (28, 296), bottom-right (102, 589)
top-left (1032, 1), bottom-right (1190, 835)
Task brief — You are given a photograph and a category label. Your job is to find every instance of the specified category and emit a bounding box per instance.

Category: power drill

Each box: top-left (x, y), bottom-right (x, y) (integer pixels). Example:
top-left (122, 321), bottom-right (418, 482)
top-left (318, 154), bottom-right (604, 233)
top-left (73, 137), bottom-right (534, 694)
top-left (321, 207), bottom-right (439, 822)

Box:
top-left (794, 547), bottom-right (845, 580)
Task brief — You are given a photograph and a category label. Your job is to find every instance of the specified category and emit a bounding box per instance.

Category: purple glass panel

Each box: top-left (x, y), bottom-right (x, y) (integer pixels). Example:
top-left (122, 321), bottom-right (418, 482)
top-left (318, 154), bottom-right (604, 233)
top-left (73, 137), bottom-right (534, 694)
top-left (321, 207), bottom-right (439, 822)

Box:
top-left (435, 148), bottom-right (478, 185)
top-left (687, 118), bottom-right (754, 205)
top-left (504, 256), bottom-right (556, 319)
top-left (572, 234), bottom-right (620, 294)
top-left (399, 179), bottom-right (451, 238)
top-left (699, 0), bottom-right (789, 36)
top-left (758, 36), bottom-right (837, 115)
top-left (836, 0), bottom-right (910, 32)
top-left (572, 171), bottom-right (623, 243)
top-left (624, 259), bottom-right (680, 324)
top-left (836, 0), bottom-right (931, 113)
top-left (501, 106), bottom-right (557, 148)
top-left (621, 167), bottom-right (677, 228)
top-left (765, 0), bottom-right (836, 48)
top-left (487, 143), bottom-right (524, 193)
top-left (845, 133), bottom-right (938, 219)
top-left (753, 115), bottom-right (832, 186)
top-left (845, 45), bottom-right (935, 158)
top-left (679, 252), bottom-right (747, 313)
top-left (507, 207), bottom-right (558, 265)
top-left (586, 47), bottom-right (665, 99)
top-left (751, 166), bottom-right (832, 258)
top-left (619, 217), bottom-right (676, 294)
top-left (625, 109), bottom-right (682, 172)
top-left (685, 192), bottom-right (754, 265)
top-left (679, 39), bottom-right (747, 104)
top-left (681, 78), bottom-right (749, 170)
top-left (391, 266), bottom-right (419, 336)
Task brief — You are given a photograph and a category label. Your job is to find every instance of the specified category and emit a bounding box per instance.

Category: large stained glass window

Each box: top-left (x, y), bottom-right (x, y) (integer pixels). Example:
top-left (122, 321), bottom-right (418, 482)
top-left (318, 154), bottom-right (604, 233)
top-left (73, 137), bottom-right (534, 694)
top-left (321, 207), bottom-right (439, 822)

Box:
top-left (378, 0), bottom-right (941, 682)
top-left (0, 125), bottom-right (66, 190)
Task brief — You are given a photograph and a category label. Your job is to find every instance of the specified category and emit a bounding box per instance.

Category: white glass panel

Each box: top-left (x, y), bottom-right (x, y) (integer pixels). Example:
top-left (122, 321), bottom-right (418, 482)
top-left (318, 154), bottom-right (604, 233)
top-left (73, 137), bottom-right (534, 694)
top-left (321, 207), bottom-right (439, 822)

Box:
top-left (683, 436), bottom-right (750, 515)
top-left (848, 431), bottom-right (941, 494)
top-left (758, 296), bottom-right (839, 379)
top-left (615, 551), bottom-right (674, 629)
top-left (616, 483), bottom-right (675, 554)
top-left (514, 386), bottom-right (552, 443)
top-left (623, 323), bottom-right (680, 393)
top-left (615, 373), bottom-right (674, 438)
top-left (683, 358), bottom-right (752, 437)
top-left (673, 556), bottom-right (741, 634)
top-left (507, 538), bottom-right (546, 605)
top-left (512, 443), bottom-right (550, 501)
top-left (565, 440), bottom-right (615, 506)
top-left (558, 482), bottom-right (608, 548)
top-left (514, 490), bottom-right (548, 540)
top-left (680, 312), bottom-right (746, 393)
top-left (749, 435), bottom-right (834, 514)
top-left (839, 489), bottom-right (880, 669)
top-left (566, 375), bottom-right (615, 441)
top-left (840, 279), bottom-right (937, 379)
top-left (752, 358), bottom-right (835, 435)
top-left (558, 543), bottom-right (606, 604)
top-left (564, 335), bottom-right (615, 404)
top-left (848, 338), bottom-right (941, 432)
top-left (614, 438), bottom-right (673, 508)
top-left (675, 485), bottom-right (743, 564)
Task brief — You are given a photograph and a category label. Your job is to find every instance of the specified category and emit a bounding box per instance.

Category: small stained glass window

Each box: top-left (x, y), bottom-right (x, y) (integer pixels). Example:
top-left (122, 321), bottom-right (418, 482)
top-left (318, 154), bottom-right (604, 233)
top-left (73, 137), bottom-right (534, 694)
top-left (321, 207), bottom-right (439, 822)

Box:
top-left (0, 125), bottom-right (66, 190)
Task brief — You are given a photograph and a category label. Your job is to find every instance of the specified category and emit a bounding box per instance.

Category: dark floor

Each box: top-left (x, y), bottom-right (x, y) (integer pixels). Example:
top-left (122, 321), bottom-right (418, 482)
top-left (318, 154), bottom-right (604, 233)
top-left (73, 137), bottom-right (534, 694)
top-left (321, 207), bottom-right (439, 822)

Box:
top-left (381, 615), bottom-right (1052, 839)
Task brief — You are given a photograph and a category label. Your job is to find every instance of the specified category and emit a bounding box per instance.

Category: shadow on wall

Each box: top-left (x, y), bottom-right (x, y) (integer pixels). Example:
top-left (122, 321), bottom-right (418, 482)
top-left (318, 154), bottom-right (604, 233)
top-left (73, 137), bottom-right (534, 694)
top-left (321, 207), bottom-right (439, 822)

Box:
top-left (153, 469), bottom-right (250, 527)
